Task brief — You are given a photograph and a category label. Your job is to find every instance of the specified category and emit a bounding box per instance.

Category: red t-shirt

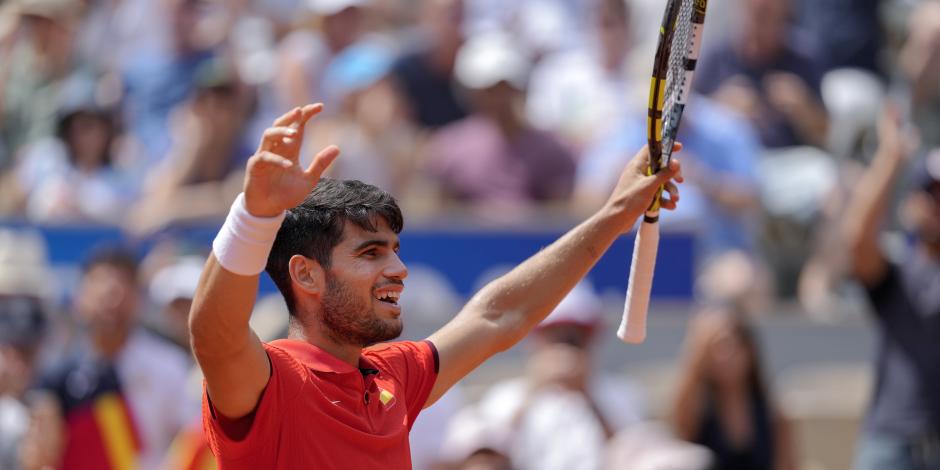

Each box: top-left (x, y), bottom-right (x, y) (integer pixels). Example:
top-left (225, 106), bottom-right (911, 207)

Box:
top-left (203, 339), bottom-right (439, 469)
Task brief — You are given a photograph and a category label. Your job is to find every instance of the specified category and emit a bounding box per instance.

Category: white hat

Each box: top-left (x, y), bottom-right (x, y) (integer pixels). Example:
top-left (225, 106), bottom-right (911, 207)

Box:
top-left (455, 31), bottom-right (529, 90)
top-left (0, 228), bottom-right (52, 299)
top-left (538, 281), bottom-right (603, 329)
top-left (149, 257), bottom-right (204, 306)
top-left (438, 406), bottom-right (511, 463)
top-left (306, 0), bottom-right (368, 16)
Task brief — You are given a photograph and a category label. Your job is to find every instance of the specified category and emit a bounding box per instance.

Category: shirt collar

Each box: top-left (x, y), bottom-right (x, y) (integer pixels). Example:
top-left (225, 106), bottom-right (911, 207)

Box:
top-left (269, 339), bottom-right (377, 374)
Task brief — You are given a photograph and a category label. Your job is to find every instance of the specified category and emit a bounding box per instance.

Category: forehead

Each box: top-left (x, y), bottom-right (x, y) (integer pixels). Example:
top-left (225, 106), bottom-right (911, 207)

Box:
top-left (85, 263), bottom-right (135, 281)
top-left (336, 217), bottom-right (400, 247)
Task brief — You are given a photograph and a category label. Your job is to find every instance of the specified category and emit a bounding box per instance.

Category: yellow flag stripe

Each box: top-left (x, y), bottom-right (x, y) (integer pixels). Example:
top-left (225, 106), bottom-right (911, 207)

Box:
top-left (198, 448), bottom-right (219, 470)
top-left (94, 394), bottom-right (137, 470)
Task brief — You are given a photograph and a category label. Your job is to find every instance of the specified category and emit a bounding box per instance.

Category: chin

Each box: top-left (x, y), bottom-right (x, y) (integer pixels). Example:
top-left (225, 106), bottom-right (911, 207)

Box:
top-left (385, 318), bottom-right (404, 339)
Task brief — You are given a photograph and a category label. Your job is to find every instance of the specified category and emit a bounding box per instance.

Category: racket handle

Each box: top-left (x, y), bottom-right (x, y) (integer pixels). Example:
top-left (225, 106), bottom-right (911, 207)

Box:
top-left (618, 218), bottom-right (660, 344)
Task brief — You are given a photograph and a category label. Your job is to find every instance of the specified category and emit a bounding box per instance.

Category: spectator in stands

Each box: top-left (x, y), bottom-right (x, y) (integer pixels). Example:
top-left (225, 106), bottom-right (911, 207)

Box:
top-left (900, 1), bottom-right (940, 150)
top-left (672, 309), bottom-right (797, 470)
top-left (461, 283), bottom-right (645, 470)
top-left (119, 0), bottom-right (220, 168)
top-left (694, 0), bottom-right (828, 149)
top-left (37, 247), bottom-right (193, 470)
top-left (424, 31), bottom-right (576, 216)
top-left (526, 0), bottom-right (635, 147)
top-left (437, 405), bottom-right (513, 470)
top-left (12, 93), bottom-right (136, 224)
top-left (148, 256), bottom-right (205, 353)
top-left (576, 96), bottom-right (763, 264)
top-left (306, 42), bottom-right (422, 196)
top-left (390, 0), bottom-right (469, 130)
top-left (794, 0), bottom-right (883, 75)
top-left (275, 0), bottom-right (372, 111)
top-left (127, 59), bottom-right (255, 235)
top-left (0, 297), bottom-right (50, 470)
top-left (0, 0), bottom-right (82, 170)
top-left (843, 106), bottom-right (940, 470)
top-left (0, 228), bottom-right (52, 470)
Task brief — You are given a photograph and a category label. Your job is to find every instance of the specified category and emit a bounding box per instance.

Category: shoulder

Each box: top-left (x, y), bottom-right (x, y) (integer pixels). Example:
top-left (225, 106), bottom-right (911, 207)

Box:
top-left (125, 330), bottom-right (191, 372)
top-left (478, 378), bottom-right (527, 415)
top-left (433, 117), bottom-right (491, 141)
top-left (691, 98), bottom-right (759, 146)
top-left (262, 342), bottom-right (311, 383)
top-left (699, 37), bottom-right (736, 61)
top-left (16, 138), bottom-right (69, 182)
top-left (364, 340), bottom-right (438, 379)
top-left (364, 340), bottom-right (434, 363)
top-left (427, 117), bottom-right (495, 157)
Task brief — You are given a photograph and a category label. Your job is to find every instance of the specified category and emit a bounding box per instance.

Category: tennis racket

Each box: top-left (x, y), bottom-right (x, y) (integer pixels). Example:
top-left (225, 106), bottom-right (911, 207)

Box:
top-left (618, 0), bottom-right (708, 344)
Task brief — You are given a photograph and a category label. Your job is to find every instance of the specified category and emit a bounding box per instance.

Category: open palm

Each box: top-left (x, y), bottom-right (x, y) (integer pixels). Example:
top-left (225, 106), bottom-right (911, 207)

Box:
top-left (243, 104), bottom-right (341, 217)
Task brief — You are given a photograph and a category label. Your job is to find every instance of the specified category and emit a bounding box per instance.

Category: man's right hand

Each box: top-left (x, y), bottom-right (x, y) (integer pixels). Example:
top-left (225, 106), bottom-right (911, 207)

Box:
top-left (244, 104), bottom-right (341, 217)
top-left (603, 144), bottom-right (683, 231)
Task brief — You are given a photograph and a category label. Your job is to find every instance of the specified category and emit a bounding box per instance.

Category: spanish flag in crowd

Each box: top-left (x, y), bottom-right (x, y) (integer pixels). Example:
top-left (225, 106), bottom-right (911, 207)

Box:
top-left (166, 423), bottom-right (217, 470)
top-left (41, 360), bottom-right (143, 470)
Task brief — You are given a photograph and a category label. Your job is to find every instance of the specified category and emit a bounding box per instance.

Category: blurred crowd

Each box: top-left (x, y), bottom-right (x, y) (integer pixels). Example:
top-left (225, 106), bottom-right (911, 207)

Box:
top-left (2, 0), bottom-right (940, 468)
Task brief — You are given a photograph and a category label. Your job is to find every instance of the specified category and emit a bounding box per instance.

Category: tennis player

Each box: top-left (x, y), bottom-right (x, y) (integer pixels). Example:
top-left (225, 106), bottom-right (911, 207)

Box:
top-left (190, 103), bottom-right (683, 469)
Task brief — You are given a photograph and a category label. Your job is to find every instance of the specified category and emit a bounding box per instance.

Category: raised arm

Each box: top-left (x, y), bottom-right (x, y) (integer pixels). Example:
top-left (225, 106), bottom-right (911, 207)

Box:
top-left (426, 145), bottom-right (683, 404)
top-left (842, 106), bottom-right (909, 287)
top-left (189, 104), bottom-right (339, 419)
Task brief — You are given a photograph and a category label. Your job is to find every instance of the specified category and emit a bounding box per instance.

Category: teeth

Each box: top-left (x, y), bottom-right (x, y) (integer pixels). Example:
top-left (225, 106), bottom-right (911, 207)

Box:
top-left (375, 291), bottom-right (400, 302)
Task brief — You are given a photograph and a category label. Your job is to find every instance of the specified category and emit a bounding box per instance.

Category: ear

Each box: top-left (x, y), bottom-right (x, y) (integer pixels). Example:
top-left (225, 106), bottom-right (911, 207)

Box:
top-left (288, 255), bottom-right (325, 299)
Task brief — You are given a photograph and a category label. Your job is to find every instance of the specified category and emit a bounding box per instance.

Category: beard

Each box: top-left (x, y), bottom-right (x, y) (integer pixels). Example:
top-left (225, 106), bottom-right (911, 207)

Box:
top-left (319, 273), bottom-right (402, 347)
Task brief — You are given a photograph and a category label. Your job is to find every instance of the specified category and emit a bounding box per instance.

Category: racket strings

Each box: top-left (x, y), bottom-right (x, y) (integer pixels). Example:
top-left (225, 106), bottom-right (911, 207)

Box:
top-left (661, 0), bottom-right (695, 154)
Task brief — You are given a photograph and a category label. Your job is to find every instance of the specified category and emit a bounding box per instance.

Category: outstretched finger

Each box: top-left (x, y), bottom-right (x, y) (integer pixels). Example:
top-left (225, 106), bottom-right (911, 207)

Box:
top-left (670, 158), bottom-right (684, 183)
top-left (664, 181), bottom-right (680, 202)
top-left (304, 145), bottom-right (341, 181)
top-left (660, 184), bottom-right (679, 210)
top-left (272, 107), bottom-right (302, 127)
top-left (259, 127), bottom-right (300, 152)
top-left (294, 103), bottom-right (324, 129)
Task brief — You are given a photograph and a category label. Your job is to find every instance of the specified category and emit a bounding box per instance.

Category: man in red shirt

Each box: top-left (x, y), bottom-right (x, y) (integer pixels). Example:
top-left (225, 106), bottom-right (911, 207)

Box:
top-left (189, 103), bottom-right (683, 469)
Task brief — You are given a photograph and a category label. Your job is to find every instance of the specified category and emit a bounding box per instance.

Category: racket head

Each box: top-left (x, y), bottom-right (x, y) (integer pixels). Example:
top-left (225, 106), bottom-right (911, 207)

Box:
top-left (646, 0), bottom-right (708, 194)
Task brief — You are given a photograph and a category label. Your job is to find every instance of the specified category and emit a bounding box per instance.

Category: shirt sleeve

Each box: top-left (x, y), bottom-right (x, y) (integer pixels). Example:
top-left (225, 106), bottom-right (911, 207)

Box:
top-left (365, 340), bottom-right (439, 429)
top-left (202, 344), bottom-right (306, 461)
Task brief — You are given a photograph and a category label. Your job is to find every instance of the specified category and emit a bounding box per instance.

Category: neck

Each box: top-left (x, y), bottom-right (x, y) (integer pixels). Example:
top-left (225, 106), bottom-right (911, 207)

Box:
top-left (491, 109), bottom-right (526, 136)
top-left (428, 44), bottom-right (458, 76)
top-left (714, 379), bottom-right (750, 400)
top-left (93, 329), bottom-right (129, 360)
top-left (290, 324), bottom-right (362, 367)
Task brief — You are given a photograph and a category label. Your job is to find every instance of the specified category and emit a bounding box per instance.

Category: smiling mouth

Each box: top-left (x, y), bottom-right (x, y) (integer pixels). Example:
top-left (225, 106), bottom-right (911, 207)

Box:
top-left (374, 291), bottom-right (400, 306)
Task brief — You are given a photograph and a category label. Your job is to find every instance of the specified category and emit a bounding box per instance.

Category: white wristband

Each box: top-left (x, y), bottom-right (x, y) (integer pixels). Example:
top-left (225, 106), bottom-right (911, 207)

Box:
top-left (212, 193), bottom-right (286, 276)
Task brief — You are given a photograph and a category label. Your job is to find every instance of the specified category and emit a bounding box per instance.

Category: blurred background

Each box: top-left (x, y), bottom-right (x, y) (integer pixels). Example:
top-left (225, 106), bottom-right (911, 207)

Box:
top-left (1, 0), bottom-right (939, 468)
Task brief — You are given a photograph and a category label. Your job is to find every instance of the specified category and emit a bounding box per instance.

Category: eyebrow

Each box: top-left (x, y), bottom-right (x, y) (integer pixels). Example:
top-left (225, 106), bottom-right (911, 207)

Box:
top-left (352, 239), bottom-right (400, 252)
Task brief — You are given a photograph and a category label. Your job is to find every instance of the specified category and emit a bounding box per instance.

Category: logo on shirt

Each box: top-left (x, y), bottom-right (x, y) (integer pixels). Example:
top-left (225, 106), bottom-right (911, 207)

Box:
top-left (379, 389), bottom-right (396, 407)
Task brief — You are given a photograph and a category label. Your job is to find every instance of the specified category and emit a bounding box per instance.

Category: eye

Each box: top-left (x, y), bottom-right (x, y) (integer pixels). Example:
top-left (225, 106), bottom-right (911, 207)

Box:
top-left (362, 248), bottom-right (379, 258)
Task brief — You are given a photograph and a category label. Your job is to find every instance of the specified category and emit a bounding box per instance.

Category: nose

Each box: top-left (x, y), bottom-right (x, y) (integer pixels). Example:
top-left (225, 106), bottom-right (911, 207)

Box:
top-left (385, 252), bottom-right (408, 281)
